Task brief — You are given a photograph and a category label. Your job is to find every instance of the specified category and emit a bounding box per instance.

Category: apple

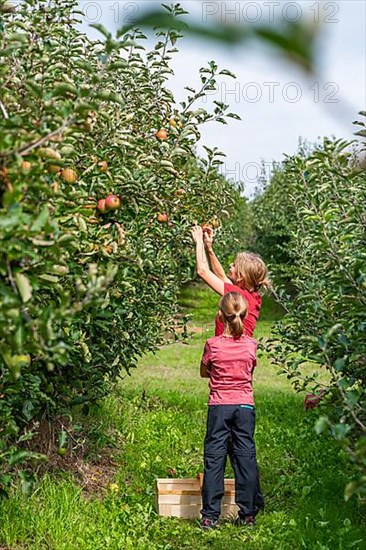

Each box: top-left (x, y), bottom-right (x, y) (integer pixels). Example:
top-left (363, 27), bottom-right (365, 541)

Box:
top-left (97, 199), bottom-right (107, 213)
top-left (48, 164), bottom-right (61, 174)
top-left (175, 188), bottom-right (186, 197)
top-left (60, 168), bottom-right (77, 183)
top-left (103, 245), bottom-right (113, 255)
top-left (39, 147), bottom-right (61, 160)
top-left (105, 194), bottom-right (120, 210)
top-left (57, 447), bottom-right (67, 457)
top-left (98, 160), bottom-right (108, 172)
top-left (169, 118), bottom-right (177, 128)
top-left (210, 218), bottom-right (220, 229)
top-left (155, 128), bottom-right (168, 140)
top-left (21, 160), bottom-right (32, 172)
top-left (157, 212), bottom-right (169, 223)
top-left (60, 144), bottom-right (75, 156)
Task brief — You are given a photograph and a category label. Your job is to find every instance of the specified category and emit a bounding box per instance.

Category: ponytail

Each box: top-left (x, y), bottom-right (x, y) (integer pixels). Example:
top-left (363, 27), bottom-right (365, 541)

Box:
top-left (219, 292), bottom-right (248, 339)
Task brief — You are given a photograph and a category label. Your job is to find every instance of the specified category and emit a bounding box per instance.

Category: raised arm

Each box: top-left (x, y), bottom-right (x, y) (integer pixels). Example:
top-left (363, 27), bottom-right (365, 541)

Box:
top-left (191, 226), bottom-right (224, 295)
top-left (203, 226), bottom-right (232, 284)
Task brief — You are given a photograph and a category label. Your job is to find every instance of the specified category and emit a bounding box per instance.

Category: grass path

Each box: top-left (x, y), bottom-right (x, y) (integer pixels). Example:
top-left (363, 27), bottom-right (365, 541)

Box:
top-left (0, 284), bottom-right (364, 549)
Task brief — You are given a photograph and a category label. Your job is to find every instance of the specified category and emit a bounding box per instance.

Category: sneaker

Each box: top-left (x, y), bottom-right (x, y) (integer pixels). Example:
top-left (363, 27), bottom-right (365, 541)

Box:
top-left (200, 517), bottom-right (219, 530)
top-left (235, 515), bottom-right (256, 528)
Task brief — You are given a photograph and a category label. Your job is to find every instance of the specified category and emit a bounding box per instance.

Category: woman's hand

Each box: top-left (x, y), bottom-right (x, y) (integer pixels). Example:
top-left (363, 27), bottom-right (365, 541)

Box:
top-left (191, 225), bottom-right (203, 244)
top-left (203, 226), bottom-right (214, 250)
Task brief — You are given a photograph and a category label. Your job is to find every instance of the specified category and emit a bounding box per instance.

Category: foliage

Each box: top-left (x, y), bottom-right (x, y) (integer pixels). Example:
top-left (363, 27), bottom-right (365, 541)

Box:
top-left (127, 2), bottom-right (320, 73)
top-left (255, 136), bottom-right (366, 499)
top-left (250, 160), bottom-right (299, 284)
top-left (0, 0), bottom-right (242, 495)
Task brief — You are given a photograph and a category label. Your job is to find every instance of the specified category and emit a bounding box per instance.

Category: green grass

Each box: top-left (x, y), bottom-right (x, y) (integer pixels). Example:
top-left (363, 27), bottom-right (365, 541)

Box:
top-left (0, 284), bottom-right (364, 549)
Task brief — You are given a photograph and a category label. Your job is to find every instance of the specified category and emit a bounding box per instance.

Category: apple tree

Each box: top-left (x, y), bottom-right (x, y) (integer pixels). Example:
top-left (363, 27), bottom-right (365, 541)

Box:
top-left (254, 135), bottom-right (366, 499)
top-left (0, 0), bottom-right (242, 495)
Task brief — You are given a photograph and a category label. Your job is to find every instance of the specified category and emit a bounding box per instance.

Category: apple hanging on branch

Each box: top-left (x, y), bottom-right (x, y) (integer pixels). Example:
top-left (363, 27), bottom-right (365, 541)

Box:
top-left (155, 128), bottom-right (168, 140)
top-left (157, 212), bottom-right (169, 223)
top-left (97, 195), bottom-right (121, 214)
top-left (105, 194), bottom-right (120, 210)
top-left (97, 199), bottom-right (107, 214)
top-left (60, 168), bottom-right (78, 184)
top-left (21, 160), bottom-right (32, 172)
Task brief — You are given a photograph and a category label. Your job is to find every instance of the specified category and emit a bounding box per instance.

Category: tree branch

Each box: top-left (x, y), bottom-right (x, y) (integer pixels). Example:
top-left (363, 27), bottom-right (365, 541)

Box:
top-left (0, 99), bottom-right (9, 119)
top-left (0, 117), bottom-right (75, 158)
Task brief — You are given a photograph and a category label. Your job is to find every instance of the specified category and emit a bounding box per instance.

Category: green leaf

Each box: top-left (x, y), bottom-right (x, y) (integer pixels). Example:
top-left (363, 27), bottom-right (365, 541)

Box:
top-left (31, 205), bottom-right (49, 232)
top-left (334, 358), bottom-right (345, 372)
top-left (218, 69), bottom-right (237, 78)
top-left (315, 416), bottom-right (329, 435)
top-left (22, 400), bottom-right (35, 422)
top-left (354, 129), bottom-right (366, 137)
top-left (52, 83), bottom-right (78, 97)
top-left (8, 451), bottom-right (32, 466)
top-left (332, 423), bottom-right (351, 440)
top-left (15, 273), bottom-right (32, 303)
top-left (89, 23), bottom-right (112, 40)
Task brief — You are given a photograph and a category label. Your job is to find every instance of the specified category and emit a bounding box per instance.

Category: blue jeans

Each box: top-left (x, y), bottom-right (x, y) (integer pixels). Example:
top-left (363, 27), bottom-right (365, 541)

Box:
top-left (201, 404), bottom-right (264, 520)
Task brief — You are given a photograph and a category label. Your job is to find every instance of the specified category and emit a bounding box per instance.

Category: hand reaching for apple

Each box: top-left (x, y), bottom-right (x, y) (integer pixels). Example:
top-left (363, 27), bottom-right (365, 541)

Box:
top-left (191, 225), bottom-right (203, 244)
top-left (202, 226), bottom-right (214, 249)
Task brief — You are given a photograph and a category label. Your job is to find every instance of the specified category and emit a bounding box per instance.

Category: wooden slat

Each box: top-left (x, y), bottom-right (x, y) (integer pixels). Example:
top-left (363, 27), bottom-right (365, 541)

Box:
top-left (157, 478), bottom-right (198, 486)
top-left (159, 495), bottom-right (202, 504)
top-left (158, 494), bottom-right (235, 505)
top-left (157, 478), bottom-right (235, 491)
top-left (158, 504), bottom-right (201, 518)
top-left (158, 503), bottom-right (239, 519)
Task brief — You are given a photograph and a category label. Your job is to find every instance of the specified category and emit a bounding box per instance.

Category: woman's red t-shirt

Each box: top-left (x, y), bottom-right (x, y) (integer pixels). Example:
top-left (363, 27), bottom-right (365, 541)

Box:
top-left (215, 282), bottom-right (262, 337)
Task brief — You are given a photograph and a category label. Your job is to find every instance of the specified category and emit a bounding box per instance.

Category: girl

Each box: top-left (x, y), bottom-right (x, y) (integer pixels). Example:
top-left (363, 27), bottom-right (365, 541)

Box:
top-left (199, 292), bottom-right (262, 529)
top-left (191, 225), bottom-right (270, 337)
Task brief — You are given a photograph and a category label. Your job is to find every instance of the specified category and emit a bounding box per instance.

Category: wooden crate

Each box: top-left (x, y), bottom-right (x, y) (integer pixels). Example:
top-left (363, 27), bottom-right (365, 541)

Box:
top-left (156, 475), bottom-right (238, 519)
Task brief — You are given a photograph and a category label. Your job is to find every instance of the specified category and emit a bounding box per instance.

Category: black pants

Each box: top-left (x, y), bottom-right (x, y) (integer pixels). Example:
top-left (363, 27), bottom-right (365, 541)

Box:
top-left (201, 404), bottom-right (264, 520)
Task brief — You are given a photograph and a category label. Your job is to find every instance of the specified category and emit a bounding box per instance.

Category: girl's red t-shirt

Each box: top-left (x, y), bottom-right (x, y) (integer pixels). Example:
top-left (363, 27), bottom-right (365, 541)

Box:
top-left (202, 335), bottom-right (257, 405)
top-left (215, 283), bottom-right (262, 337)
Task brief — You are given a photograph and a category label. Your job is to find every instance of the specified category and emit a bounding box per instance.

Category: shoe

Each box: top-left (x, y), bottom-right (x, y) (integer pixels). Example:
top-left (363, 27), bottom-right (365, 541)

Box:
top-left (200, 517), bottom-right (219, 530)
top-left (235, 515), bottom-right (256, 528)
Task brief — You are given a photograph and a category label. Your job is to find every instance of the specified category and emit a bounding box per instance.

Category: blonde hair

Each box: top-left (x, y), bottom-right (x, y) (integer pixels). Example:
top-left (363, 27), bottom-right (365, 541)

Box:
top-left (234, 252), bottom-right (271, 292)
top-left (219, 292), bottom-right (248, 339)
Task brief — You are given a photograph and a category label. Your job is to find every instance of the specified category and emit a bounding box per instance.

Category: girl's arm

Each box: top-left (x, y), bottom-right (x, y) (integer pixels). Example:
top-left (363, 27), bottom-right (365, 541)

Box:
top-left (204, 228), bottom-right (232, 283)
top-left (191, 226), bottom-right (224, 295)
top-left (200, 361), bottom-right (211, 378)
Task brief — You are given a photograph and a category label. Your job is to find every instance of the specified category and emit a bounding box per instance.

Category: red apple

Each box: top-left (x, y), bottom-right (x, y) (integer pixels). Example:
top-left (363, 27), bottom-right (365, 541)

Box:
top-left (157, 212), bottom-right (169, 223)
top-left (155, 128), bottom-right (168, 140)
top-left (97, 199), bottom-right (107, 213)
top-left (105, 194), bottom-right (120, 210)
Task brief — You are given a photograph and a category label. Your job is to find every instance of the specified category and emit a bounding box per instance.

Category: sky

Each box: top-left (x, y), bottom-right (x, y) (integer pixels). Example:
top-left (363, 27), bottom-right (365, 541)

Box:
top-left (78, 1), bottom-right (366, 196)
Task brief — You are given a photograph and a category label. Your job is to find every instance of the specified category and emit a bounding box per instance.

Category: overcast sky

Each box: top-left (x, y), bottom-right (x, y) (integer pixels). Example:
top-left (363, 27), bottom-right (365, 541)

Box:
top-left (78, 1), bottom-right (366, 196)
